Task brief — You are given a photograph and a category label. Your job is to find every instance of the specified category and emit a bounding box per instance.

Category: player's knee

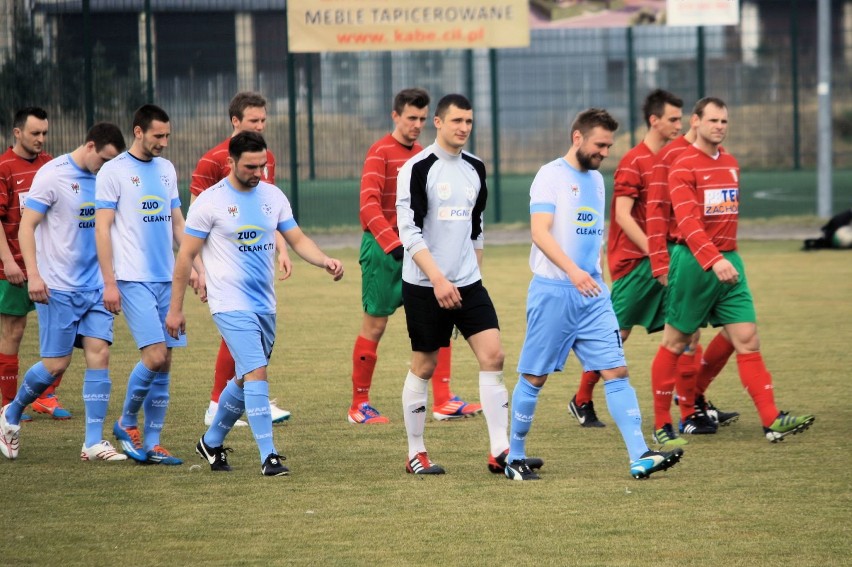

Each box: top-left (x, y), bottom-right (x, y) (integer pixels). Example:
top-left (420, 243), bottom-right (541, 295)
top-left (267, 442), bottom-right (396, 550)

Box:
top-left (600, 366), bottom-right (629, 380)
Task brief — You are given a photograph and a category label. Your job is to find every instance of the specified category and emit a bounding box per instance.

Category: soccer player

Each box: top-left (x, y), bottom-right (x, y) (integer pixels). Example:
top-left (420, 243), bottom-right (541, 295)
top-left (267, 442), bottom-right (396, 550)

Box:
top-left (396, 93), bottom-right (536, 476)
top-left (0, 122), bottom-right (127, 461)
top-left (0, 107), bottom-right (68, 419)
top-left (191, 91), bottom-right (291, 427)
top-left (655, 96), bottom-right (814, 443)
top-left (646, 112), bottom-right (740, 446)
top-left (567, 89), bottom-right (684, 429)
top-left (95, 104), bottom-right (187, 465)
top-left (505, 108), bottom-right (683, 481)
top-left (349, 87), bottom-right (481, 425)
top-left (166, 131), bottom-right (343, 476)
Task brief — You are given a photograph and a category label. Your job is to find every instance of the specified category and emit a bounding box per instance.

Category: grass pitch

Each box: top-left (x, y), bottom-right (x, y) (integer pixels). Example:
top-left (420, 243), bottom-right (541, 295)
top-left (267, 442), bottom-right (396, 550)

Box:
top-left (1, 240), bottom-right (849, 566)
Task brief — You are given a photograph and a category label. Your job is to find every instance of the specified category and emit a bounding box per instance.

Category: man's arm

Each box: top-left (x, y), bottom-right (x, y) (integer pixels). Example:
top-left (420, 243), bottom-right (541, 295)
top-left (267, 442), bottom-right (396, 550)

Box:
top-left (165, 234), bottom-right (205, 339)
top-left (361, 146), bottom-right (402, 253)
top-left (646, 161), bottom-right (673, 283)
top-left (613, 195), bottom-right (648, 254)
top-left (281, 226), bottom-right (343, 281)
top-left (531, 212), bottom-right (601, 298)
top-left (94, 208), bottom-right (121, 313)
top-left (18, 207), bottom-right (48, 303)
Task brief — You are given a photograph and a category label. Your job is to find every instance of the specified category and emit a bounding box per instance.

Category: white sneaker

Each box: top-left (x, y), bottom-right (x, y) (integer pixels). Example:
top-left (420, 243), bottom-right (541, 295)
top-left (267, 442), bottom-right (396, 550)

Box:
top-left (0, 404), bottom-right (20, 459)
top-left (204, 402), bottom-right (248, 427)
top-left (81, 440), bottom-right (128, 461)
top-left (270, 399), bottom-right (291, 424)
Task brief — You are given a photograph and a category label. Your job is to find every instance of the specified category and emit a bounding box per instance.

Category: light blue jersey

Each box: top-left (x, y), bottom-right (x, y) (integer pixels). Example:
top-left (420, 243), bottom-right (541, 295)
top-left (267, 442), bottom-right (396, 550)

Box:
top-left (26, 154), bottom-right (101, 291)
top-left (528, 158), bottom-right (606, 280)
top-left (95, 151), bottom-right (180, 282)
top-left (185, 179), bottom-right (296, 315)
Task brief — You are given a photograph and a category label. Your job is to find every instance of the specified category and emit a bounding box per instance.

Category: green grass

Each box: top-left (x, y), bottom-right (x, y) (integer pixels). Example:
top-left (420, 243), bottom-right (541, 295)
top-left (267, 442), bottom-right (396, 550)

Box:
top-left (2, 239), bottom-right (851, 566)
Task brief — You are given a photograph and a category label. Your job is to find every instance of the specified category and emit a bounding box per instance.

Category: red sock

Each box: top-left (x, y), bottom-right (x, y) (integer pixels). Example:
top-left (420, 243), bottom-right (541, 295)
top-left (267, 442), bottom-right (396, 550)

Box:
top-left (351, 336), bottom-right (378, 409)
top-left (210, 339), bottom-right (236, 403)
top-left (697, 332), bottom-right (734, 395)
top-left (575, 370), bottom-right (600, 405)
top-left (41, 371), bottom-right (64, 397)
top-left (651, 346), bottom-right (679, 429)
top-left (431, 345), bottom-right (452, 408)
top-left (737, 352), bottom-right (779, 427)
top-left (0, 353), bottom-right (19, 406)
top-left (676, 349), bottom-right (698, 420)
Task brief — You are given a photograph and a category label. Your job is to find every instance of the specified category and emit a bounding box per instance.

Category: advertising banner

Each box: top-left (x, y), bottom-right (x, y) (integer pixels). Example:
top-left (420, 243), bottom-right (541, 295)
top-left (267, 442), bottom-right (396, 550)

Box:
top-left (287, 0), bottom-right (530, 53)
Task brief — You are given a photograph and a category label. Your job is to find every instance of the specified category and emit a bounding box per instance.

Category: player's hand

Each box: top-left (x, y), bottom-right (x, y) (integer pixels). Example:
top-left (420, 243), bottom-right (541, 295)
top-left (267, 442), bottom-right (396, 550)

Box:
top-left (103, 282), bottom-right (122, 314)
top-left (26, 274), bottom-right (50, 304)
top-left (278, 252), bottom-right (293, 281)
top-left (324, 258), bottom-right (344, 281)
top-left (3, 260), bottom-right (25, 286)
top-left (656, 274), bottom-right (669, 286)
top-left (192, 270), bottom-right (208, 303)
top-left (711, 258), bottom-right (739, 284)
top-left (390, 245), bottom-right (404, 261)
top-left (165, 310), bottom-right (185, 339)
top-left (567, 267), bottom-right (601, 298)
top-left (433, 277), bottom-right (462, 309)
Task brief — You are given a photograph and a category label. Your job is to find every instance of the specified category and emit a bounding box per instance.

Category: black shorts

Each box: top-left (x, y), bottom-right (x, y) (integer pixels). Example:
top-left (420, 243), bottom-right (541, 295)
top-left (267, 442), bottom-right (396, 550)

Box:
top-left (402, 280), bottom-right (500, 353)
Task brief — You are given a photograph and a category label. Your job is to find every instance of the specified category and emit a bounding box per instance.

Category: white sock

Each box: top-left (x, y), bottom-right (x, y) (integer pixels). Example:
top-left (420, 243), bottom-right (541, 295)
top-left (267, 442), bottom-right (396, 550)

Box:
top-left (479, 370), bottom-right (510, 457)
top-left (402, 371), bottom-right (429, 459)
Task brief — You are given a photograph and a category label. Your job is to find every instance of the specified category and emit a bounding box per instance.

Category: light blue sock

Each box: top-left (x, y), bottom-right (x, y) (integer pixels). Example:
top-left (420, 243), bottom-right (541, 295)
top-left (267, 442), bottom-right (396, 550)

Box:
top-left (142, 372), bottom-right (170, 451)
top-left (244, 380), bottom-right (276, 462)
top-left (603, 377), bottom-right (650, 462)
top-left (121, 361), bottom-right (156, 428)
top-left (7, 362), bottom-right (55, 425)
top-left (508, 375), bottom-right (542, 463)
top-left (82, 369), bottom-right (111, 447)
top-left (204, 379), bottom-right (245, 447)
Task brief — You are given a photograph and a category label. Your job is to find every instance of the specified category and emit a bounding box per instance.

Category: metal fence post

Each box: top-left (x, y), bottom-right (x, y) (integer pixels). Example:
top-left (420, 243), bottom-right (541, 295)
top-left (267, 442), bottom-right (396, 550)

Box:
top-left (83, 0), bottom-right (93, 128)
top-left (465, 49), bottom-right (476, 155)
top-left (696, 26), bottom-right (706, 100)
top-left (307, 53), bottom-right (316, 180)
top-left (626, 26), bottom-right (636, 147)
top-left (144, 0), bottom-right (154, 102)
top-left (790, 0), bottom-right (801, 170)
top-left (489, 48), bottom-right (501, 223)
top-left (284, 11), bottom-right (299, 217)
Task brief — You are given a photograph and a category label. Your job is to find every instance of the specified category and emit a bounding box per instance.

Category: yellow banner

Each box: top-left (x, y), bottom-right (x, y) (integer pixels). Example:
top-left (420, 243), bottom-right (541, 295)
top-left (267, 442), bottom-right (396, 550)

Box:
top-left (287, 0), bottom-right (530, 53)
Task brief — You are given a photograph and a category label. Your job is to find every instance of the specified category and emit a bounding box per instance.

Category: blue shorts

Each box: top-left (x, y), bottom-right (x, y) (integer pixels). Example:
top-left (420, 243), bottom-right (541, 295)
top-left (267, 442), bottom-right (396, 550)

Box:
top-left (517, 276), bottom-right (626, 376)
top-left (118, 281), bottom-right (187, 349)
top-left (35, 289), bottom-right (113, 358)
top-left (212, 311), bottom-right (276, 379)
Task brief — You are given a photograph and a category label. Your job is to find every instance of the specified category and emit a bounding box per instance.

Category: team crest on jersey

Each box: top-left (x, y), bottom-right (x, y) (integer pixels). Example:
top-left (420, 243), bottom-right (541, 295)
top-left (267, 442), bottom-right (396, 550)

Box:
top-left (160, 175), bottom-right (171, 188)
top-left (729, 169), bottom-right (738, 183)
top-left (227, 204), bottom-right (240, 218)
top-left (261, 203), bottom-right (273, 216)
top-left (130, 176), bottom-right (141, 187)
top-left (70, 182), bottom-right (80, 194)
top-left (570, 184), bottom-right (580, 197)
top-left (597, 185), bottom-right (605, 199)
top-left (437, 182), bottom-right (452, 200)
top-left (466, 185), bottom-right (476, 203)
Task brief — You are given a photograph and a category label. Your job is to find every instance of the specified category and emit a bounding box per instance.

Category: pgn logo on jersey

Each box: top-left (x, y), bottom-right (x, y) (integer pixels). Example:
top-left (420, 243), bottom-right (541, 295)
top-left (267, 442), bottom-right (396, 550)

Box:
top-left (438, 206), bottom-right (472, 221)
top-left (70, 182), bottom-right (80, 194)
top-left (437, 182), bottom-right (452, 200)
top-left (235, 224), bottom-right (274, 252)
top-left (136, 195), bottom-right (170, 223)
top-left (77, 202), bottom-right (96, 228)
top-left (227, 204), bottom-right (240, 218)
top-left (573, 206), bottom-right (603, 235)
top-left (130, 176), bottom-right (141, 187)
top-left (704, 188), bottom-right (738, 216)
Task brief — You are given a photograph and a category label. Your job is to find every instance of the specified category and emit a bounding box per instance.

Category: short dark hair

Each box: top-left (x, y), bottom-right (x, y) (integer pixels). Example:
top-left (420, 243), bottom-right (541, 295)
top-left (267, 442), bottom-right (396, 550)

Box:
top-left (693, 97), bottom-right (727, 117)
top-left (13, 107), bottom-right (48, 130)
top-left (132, 104), bottom-right (170, 132)
top-left (435, 94), bottom-right (472, 119)
top-left (393, 88), bottom-right (430, 115)
top-left (229, 131), bottom-right (267, 161)
top-left (86, 122), bottom-right (126, 153)
top-left (229, 92), bottom-right (267, 121)
top-left (571, 108), bottom-right (619, 137)
top-left (642, 89), bottom-right (683, 127)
